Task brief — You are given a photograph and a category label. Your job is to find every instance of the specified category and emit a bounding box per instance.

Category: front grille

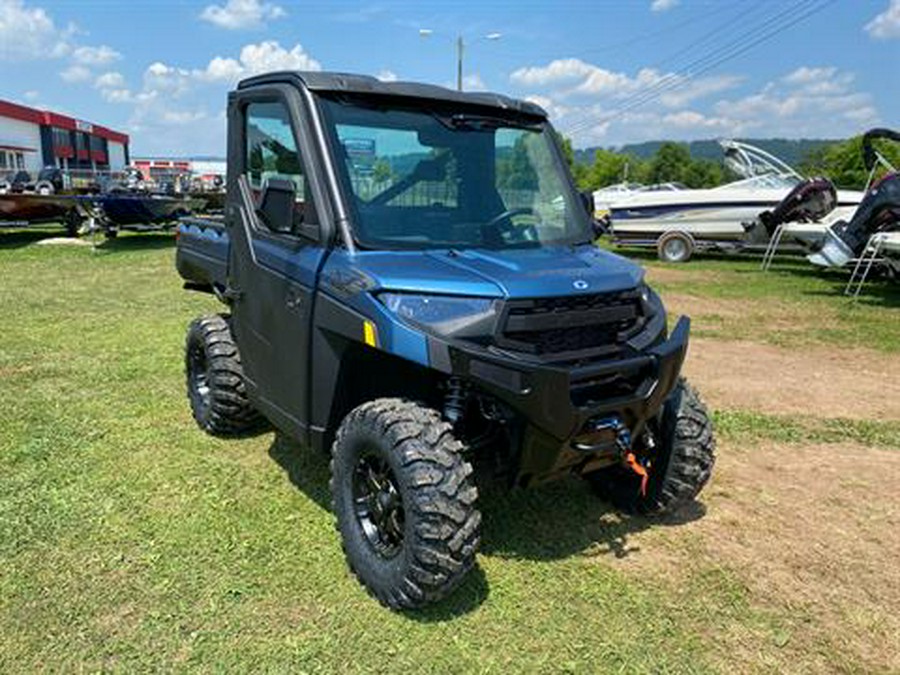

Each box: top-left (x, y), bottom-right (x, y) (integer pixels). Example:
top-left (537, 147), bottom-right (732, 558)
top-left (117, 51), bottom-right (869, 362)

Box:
top-left (497, 291), bottom-right (644, 358)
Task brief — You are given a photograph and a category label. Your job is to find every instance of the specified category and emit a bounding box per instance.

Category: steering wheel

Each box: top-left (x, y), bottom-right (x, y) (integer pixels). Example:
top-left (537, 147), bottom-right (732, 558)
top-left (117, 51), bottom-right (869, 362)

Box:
top-left (482, 207), bottom-right (543, 245)
top-left (484, 207), bottom-right (537, 230)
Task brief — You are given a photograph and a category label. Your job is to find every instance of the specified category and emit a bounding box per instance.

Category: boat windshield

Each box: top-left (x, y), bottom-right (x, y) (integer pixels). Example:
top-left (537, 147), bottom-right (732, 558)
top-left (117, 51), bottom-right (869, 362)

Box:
top-left (713, 173), bottom-right (801, 191)
top-left (319, 97), bottom-right (593, 250)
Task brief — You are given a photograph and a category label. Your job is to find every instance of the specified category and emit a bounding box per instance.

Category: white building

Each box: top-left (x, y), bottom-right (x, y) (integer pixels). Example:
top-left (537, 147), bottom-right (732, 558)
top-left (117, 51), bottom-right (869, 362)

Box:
top-left (0, 98), bottom-right (130, 175)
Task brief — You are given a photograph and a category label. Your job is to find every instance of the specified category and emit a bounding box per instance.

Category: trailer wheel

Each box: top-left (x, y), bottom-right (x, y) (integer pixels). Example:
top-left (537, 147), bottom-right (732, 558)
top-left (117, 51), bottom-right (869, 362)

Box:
top-left (35, 180), bottom-right (54, 195)
top-left (185, 314), bottom-right (263, 436)
top-left (587, 378), bottom-right (715, 516)
top-left (657, 231), bottom-right (694, 263)
top-left (330, 399), bottom-right (481, 610)
top-left (63, 210), bottom-right (83, 237)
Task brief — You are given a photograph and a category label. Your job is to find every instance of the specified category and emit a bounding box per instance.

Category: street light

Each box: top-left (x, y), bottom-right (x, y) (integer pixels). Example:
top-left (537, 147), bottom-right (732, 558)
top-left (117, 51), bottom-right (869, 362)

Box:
top-left (419, 29), bottom-right (501, 91)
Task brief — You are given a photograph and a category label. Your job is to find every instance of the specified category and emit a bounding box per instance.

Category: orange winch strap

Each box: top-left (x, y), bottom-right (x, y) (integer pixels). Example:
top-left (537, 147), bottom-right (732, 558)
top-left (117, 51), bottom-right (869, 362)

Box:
top-left (624, 452), bottom-right (649, 496)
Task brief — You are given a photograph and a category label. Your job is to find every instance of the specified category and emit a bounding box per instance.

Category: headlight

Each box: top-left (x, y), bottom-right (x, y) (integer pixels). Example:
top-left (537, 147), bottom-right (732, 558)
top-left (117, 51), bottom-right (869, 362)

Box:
top-left (379, 293), bottom-right (499, 338)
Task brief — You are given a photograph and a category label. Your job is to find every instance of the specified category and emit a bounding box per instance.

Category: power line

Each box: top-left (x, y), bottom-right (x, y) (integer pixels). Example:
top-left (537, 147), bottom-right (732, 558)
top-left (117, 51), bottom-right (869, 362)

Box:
top-left (564, 0), bottom-right (836, 139)
top-left (562, 0), bottom-right (835, 140)
top-left (551, 0), bottom-right (798, 136)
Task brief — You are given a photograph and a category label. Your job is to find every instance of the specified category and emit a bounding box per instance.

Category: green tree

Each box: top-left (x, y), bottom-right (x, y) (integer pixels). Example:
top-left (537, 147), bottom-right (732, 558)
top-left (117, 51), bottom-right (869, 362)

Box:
top-left (800, 135), bottom-right (900, 190)
top-left (371, 158), bottom-right (394, 184)
top-left (647, 142), bottom-right (692, 184)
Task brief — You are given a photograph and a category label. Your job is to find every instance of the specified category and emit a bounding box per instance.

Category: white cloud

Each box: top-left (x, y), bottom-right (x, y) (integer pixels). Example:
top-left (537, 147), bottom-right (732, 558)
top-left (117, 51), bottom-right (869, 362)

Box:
top-left (511, 57), bottom-right (739, 106)
top-left (0, 0), bottom-right (72, 61)
top-left (72, 44), bottom-right (121, 66)
top-left (524, 94), bottom-right (571, 120)
top-left (200, 0), bottom-right (285, 29)
top-left (101, 88), bottom-right (133, 103)
top-left (23, 89), bottom-right (38, 101)
top-left (120, 40), bottom-right (321, 155)
top-left (195, 41), bottom-right (320, 83)
top-left (511, 59), bottom-right (876, 146)
top-left (510, 58), bottom-right (596, 86)
top-left (651, 0), bottom-right (679, 12)
top-left (59, 64), bottom-right (91, 83)
top-left (377, 69), bottom-right (398, 82)
top-left (712, 66), bottom-right (877, 136)
top-left (782, 66), bottom-right (836, 84)
top-left (161, 110), bottom-right (207, 125)
top-left (661, 110), bottom-right (730, 130)
top-left (659, 74), bottom-right (743, 107)
top-left (866, 0), bottom-right (900, 39)
top-left (94, 71), bottom-right (125, 89)
top-left (462, 73), bottom-right (487, 91)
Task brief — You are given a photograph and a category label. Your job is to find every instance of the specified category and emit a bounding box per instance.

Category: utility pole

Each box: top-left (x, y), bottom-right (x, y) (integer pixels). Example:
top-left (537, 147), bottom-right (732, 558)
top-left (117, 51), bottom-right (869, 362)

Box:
top-left (419, 29), bottom-right (501, 92)
top-left (456, 35), bottom-right (464, 91)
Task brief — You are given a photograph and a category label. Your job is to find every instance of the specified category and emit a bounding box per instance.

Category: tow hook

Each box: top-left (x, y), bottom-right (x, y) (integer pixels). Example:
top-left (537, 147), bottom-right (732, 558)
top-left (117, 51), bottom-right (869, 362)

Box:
top-left (576, 417), bottom-right (650, 495)
top-left (573, 416), bottom-right (632, 455)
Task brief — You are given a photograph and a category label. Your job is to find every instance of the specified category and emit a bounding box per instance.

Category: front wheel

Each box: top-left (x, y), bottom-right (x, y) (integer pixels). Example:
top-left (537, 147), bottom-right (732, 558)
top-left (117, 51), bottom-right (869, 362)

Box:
top-left (587, 378), bottom-right (715, 515)
top-left (330, 399), bottom-right (481, 610)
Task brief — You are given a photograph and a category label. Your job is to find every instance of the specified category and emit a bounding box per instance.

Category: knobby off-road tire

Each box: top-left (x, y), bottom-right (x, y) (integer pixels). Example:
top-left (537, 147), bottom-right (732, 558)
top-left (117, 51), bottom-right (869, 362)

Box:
top-left (330, 399), bottom-right (481, 610)
top-left (185, 314), bottom-right (262, 436)
top-left (589, 378), bottom-right (715, 515)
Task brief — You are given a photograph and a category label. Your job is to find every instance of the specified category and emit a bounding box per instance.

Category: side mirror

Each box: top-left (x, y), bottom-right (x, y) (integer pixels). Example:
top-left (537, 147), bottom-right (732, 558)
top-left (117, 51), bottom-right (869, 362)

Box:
top-left (579, 189), bottom-right (609, 239)
top-left (579, 190), bottom-right (595, 217)
top-left (257, 177), bottom-right (296, 234)
top-left (412, 157), bottom-right (447, 182)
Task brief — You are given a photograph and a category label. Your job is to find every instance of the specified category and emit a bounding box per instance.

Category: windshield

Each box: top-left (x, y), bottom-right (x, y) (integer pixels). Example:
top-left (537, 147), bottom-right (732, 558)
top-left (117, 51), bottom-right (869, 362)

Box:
top-left (320, 97), bottom-right (592, 250)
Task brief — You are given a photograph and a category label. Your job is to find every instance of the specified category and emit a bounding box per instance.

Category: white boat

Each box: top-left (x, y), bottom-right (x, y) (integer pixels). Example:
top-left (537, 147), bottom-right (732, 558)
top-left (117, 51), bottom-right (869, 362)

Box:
top-left (598, 140), bottom-right (864, 262)
top-left (759, 129), bottom-right (900, 296)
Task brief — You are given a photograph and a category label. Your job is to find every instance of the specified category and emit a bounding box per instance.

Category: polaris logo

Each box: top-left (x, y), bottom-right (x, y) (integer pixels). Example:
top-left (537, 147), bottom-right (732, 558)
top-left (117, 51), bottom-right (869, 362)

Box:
top-left (573, 280), bottom-right (589, 290)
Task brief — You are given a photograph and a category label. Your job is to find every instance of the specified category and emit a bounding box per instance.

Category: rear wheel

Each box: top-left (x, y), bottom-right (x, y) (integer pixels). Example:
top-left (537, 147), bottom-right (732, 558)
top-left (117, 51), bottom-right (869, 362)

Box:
top-left (587, 378), bottom-right (715, 515)
top-left (657, 231), bottom-right (694, 263)
top-left (185, 314), bottom-right (262, 436)
top-left (330, 399), bottom-right (481, 610)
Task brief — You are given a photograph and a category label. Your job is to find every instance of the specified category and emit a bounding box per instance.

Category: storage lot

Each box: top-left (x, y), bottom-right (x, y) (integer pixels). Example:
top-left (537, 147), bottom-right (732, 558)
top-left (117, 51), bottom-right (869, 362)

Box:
top-left (1, 229), bottom-right (898, 672)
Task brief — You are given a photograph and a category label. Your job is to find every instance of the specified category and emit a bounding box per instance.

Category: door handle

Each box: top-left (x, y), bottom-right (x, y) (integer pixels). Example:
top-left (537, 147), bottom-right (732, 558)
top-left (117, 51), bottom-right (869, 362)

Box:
top-left (286, 290), bottom-right (303, 310)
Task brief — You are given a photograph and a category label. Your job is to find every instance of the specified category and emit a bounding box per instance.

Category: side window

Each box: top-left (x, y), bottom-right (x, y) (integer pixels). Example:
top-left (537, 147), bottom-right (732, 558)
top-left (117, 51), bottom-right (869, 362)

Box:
top-left (245, 100), bottom-right (314, 233)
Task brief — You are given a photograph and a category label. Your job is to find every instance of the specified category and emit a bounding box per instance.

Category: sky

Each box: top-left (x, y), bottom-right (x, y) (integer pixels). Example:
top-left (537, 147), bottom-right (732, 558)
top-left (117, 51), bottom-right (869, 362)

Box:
top-left (1, 0), bottom-right (897, 156)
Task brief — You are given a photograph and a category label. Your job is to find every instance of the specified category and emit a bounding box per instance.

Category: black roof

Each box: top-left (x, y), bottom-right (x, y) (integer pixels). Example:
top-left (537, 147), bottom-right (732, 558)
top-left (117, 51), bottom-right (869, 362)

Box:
top-left (237, 71), bottom-right (547, 119)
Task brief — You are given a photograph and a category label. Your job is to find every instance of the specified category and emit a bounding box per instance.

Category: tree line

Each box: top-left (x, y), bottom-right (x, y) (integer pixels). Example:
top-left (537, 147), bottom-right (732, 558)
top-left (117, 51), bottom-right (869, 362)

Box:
top-left (557, 132), bottom-right (900, 193)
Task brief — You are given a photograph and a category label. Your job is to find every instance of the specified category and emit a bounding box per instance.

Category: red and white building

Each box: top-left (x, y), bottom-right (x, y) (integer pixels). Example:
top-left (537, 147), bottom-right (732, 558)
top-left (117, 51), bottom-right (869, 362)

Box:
top-left (0, 98), bottom-right (129, 174)
top-left (133, 157), bottom-right (226, 181)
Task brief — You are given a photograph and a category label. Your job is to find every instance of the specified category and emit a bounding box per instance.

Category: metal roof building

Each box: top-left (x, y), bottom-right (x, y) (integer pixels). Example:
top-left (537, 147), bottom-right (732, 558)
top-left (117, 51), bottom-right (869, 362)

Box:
top-left (0, 99), bottom-right (130, 175)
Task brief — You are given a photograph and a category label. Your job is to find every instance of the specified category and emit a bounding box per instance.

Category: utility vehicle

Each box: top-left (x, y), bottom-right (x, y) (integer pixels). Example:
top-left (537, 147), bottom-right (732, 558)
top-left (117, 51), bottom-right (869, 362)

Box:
top-left (176, 71), bottom-right (716, 610)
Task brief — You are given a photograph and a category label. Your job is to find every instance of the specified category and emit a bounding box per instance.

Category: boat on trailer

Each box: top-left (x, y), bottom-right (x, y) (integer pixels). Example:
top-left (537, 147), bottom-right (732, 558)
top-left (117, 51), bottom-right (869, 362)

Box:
top-left (601, 140), bottom-right (864, 262)
top-left (759, 129), bottom-right (900, 296)
top-left (0, 193), bottom-right (86, 236)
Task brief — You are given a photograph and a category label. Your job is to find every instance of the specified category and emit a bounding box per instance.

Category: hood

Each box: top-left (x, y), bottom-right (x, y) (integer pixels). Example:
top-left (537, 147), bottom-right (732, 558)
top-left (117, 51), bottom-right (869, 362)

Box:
top-left (351, 245), bottom-right (644, 298)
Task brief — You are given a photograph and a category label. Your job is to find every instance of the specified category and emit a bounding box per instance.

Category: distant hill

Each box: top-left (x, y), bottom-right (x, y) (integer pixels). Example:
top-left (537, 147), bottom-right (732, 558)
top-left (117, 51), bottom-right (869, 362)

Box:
top-left (573, 138), bottom-right (839, 169)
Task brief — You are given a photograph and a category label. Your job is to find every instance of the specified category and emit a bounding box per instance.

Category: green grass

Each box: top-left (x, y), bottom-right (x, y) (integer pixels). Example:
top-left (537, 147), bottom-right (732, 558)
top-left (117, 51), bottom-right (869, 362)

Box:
top-left (614, 246), bottom-right (900, 353)
top-left (714, 410), bottom-right (900, 448)
top-left (0, 229), bottom-right (895, 672)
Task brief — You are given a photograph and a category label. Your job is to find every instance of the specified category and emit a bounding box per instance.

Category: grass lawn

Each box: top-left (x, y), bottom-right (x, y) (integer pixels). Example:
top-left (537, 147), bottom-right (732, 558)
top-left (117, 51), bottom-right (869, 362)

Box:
top-left (1, 230), bottom-right (897, 672)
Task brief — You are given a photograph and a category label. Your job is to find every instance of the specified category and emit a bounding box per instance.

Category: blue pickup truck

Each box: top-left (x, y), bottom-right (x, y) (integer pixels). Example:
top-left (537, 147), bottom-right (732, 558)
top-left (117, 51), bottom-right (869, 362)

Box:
top-left (175, 71), bottom-right (715, 610)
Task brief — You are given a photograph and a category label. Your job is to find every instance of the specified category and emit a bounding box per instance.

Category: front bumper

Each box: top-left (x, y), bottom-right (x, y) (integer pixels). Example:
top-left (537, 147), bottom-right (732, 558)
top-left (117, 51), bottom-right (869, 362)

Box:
top-left (432, 317), bottom-right (691, 486)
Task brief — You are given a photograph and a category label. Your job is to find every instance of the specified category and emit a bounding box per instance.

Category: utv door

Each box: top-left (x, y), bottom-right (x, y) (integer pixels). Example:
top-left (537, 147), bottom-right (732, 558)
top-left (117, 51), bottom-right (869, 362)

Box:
top-left (226, 86), bottom-right (327, 438)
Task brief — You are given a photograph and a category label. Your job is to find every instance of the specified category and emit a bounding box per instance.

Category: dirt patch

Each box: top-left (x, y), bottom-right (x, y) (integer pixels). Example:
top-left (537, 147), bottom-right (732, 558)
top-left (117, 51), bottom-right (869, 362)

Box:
top-left (682, 338), bottom-right (900, 421)
top-left (644, 266), bottom-right (727, 286)
top-left (599, 440), bottom-right (900, 672)
top-left (663, 293), bottom-right (749, 320)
